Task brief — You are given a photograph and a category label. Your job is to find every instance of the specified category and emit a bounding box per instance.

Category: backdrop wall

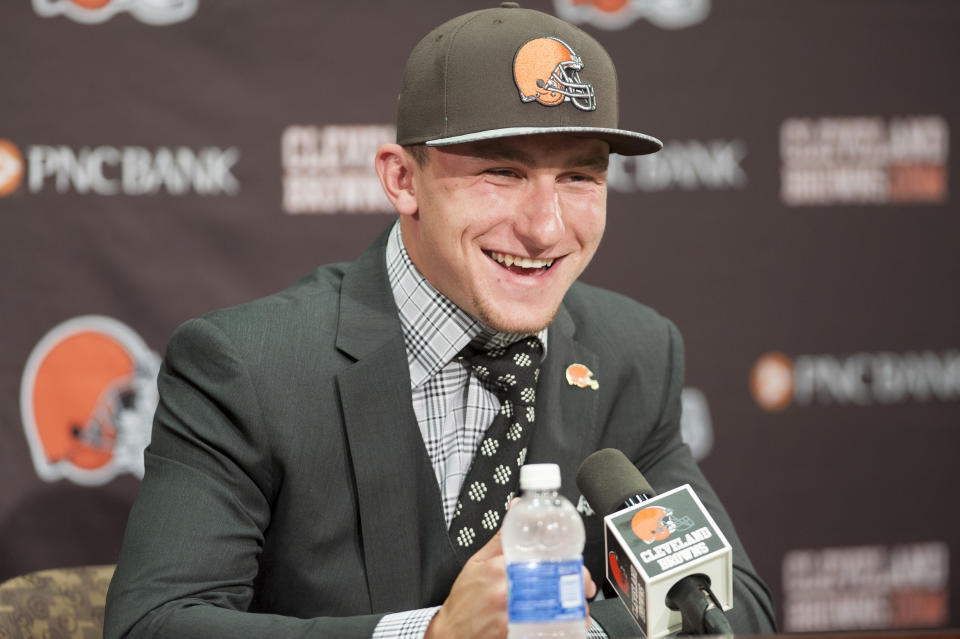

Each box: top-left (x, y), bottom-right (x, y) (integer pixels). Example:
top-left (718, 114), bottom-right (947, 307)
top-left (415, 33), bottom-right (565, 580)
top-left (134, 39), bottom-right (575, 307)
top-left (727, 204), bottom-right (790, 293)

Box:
top-left (2, 0), bottom-right (957, 631)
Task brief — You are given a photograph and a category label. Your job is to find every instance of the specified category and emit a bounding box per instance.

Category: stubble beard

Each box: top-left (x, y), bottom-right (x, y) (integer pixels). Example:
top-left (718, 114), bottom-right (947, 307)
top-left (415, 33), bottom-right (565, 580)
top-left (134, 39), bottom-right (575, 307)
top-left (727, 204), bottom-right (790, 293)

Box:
top-left (470, 291), bottom-right (561, 335)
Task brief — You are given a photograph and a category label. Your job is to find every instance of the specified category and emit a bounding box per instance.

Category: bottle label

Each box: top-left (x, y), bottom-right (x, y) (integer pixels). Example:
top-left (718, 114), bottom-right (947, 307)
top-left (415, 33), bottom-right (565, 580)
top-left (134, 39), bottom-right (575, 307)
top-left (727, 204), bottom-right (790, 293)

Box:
top-left (507, 558), bottom-right (586, 623)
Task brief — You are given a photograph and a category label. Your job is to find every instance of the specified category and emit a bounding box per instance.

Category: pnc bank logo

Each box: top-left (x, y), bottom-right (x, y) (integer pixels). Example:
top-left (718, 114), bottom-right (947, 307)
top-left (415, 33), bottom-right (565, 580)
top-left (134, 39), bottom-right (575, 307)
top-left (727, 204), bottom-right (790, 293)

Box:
top-left (0, 140), bottom-right (25, 197)
top-left (607, 138), bottom-right (747, 193)
top-left (20, 316), bottom-right (160, 485)
top-left (750, 349), bottom-right (960, 412)
top-left (32, 0), bottom-right (197, 25)
top-left (749, 353), bottom-right (794, 412)
top-left (0, 138), bottom-right (239, 197)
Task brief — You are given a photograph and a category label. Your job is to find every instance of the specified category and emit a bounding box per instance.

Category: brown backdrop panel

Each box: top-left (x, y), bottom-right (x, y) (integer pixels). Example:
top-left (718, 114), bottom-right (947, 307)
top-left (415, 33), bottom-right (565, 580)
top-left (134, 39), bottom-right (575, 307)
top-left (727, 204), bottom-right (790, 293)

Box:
top-left (1, 0), bottom-right (957, 629)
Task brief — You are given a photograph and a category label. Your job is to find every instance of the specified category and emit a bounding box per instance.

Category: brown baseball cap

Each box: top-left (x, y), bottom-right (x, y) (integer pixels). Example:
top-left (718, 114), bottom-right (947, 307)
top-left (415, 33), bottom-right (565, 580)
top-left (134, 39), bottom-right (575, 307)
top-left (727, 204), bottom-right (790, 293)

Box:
top-left (396, 2), bottom-right (661, 156)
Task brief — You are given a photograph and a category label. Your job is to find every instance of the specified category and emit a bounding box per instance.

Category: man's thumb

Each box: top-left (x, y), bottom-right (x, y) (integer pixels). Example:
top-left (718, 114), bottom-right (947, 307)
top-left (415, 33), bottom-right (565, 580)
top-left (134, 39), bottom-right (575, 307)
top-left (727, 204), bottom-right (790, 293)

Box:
top-left (470, 528), bottom-right (505, 562)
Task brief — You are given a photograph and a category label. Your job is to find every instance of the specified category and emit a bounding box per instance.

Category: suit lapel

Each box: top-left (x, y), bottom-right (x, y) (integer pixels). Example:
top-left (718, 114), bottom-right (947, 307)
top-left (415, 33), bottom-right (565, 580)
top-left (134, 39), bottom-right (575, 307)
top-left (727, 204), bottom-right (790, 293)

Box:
top-left (335, 231), bottom-right (453, 612)
top-left (333, 232), bottom-right (600, 611)
top-left (531, 302), bottom-right (600, 499)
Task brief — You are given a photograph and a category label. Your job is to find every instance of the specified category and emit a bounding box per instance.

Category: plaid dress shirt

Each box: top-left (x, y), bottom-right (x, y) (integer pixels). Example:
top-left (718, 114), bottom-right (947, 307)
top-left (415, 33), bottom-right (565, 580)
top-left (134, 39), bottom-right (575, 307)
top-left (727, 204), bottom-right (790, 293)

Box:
top-left (372, 222), bottom-right (606, 639)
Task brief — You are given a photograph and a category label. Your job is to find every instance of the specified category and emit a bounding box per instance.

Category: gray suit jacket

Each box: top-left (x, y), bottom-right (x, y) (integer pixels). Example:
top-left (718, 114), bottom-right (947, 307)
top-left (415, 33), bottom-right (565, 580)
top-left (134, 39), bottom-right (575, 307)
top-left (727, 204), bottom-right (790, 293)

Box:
top-left (105, 228), bottom-right (776, 638)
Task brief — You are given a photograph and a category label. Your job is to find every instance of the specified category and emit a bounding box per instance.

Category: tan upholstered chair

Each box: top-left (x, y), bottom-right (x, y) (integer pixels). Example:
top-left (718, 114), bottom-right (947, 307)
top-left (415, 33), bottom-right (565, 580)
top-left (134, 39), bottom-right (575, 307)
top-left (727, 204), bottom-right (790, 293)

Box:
top-left (0, 565), bottom-right (115, 638)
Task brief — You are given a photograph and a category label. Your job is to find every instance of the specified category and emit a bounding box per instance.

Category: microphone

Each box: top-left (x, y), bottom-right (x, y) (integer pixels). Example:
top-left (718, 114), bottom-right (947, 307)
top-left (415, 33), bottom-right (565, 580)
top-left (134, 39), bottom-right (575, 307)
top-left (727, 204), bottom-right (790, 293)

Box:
top-left (576, 449), bottom-right (734, 637)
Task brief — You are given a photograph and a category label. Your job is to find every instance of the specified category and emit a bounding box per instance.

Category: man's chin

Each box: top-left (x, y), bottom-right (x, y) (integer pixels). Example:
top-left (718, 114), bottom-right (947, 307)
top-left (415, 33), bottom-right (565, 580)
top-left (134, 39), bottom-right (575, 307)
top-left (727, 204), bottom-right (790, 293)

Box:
top-left (474, 303), bottom-right (560, 335)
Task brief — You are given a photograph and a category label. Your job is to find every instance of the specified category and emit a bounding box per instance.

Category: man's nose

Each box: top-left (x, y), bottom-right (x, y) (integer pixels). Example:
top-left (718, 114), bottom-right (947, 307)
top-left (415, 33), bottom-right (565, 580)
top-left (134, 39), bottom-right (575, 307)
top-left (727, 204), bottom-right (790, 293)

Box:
top-left (516, 177), bottom-right (565, 250)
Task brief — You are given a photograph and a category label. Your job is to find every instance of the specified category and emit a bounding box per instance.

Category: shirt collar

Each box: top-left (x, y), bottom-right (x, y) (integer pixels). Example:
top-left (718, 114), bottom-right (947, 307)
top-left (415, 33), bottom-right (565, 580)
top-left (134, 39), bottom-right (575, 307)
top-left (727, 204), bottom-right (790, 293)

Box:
top-left (385, 221), bottom-right (547, 389)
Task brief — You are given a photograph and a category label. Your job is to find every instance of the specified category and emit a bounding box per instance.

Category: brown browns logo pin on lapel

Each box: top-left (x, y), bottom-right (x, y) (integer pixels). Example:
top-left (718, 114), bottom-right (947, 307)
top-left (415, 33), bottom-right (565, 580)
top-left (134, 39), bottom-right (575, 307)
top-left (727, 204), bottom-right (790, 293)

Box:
top-left (566, 363), bottom-right (599, 390)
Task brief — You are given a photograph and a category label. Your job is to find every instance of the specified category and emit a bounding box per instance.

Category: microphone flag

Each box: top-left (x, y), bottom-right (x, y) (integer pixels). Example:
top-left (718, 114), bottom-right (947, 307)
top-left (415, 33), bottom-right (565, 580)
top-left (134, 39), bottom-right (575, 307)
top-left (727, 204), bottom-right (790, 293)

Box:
top-left (603, 484), bottom-right (733, 637)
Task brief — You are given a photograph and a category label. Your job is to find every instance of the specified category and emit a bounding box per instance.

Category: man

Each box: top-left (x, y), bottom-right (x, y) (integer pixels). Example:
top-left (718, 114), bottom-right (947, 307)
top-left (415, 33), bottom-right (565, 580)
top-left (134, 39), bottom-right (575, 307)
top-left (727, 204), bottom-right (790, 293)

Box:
top-left (105, 4), bottom-right (776, 638)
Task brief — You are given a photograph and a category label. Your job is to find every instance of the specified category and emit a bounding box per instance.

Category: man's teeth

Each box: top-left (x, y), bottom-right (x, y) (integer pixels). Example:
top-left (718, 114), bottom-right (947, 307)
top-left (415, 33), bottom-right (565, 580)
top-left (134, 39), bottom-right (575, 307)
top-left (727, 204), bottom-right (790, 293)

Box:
top-left (489, 251), bottom-right (555, 269)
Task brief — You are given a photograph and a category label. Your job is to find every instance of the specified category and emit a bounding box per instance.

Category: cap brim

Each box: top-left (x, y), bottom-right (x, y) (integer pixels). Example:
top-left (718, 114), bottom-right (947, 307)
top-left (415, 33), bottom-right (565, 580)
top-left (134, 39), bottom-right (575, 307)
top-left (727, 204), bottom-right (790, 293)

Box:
top-left (424, 126), bottom-right (662, 156)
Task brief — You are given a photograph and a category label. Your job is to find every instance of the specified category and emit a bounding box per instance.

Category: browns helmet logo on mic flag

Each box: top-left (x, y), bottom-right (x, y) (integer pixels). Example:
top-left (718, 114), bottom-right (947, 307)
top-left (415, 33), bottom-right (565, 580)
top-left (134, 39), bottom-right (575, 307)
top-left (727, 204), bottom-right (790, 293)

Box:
top-left (631, 505), bottom-right (696, 544)
top-left (513, 37), bottom-right (597, 111)
top-left (20, 315), bottom-right (160, 485)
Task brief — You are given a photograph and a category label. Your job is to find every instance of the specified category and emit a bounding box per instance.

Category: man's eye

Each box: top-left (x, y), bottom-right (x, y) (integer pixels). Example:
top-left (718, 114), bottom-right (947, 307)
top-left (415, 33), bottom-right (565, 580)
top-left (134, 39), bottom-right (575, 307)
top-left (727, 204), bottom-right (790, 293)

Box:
top-left (484, 168), bottom-right (518, 178)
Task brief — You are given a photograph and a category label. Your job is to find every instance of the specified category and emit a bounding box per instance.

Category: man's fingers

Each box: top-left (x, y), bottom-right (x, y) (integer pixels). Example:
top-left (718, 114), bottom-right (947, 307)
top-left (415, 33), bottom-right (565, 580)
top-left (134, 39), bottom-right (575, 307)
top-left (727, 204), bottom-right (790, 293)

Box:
top-left (582, 564), bottom-right (597, 599)
top-left (582, 565), bottom-right (596, 632)
top-left (469, 528), bottom-right (505, 563)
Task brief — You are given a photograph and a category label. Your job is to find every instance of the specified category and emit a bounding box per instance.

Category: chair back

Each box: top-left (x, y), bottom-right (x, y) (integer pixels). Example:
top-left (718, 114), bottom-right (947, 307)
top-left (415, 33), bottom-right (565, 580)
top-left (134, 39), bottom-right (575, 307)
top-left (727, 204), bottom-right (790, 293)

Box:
top-left (0, 565), bottom-right (116, 638)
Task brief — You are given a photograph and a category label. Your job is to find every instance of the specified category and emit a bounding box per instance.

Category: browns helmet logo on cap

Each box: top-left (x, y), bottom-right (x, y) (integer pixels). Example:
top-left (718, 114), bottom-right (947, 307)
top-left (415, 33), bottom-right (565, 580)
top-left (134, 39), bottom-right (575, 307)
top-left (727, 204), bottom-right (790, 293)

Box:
top-left (20, 315), bottom-right (160, 485)
top-left (513, 37), bottom-right (597, 111)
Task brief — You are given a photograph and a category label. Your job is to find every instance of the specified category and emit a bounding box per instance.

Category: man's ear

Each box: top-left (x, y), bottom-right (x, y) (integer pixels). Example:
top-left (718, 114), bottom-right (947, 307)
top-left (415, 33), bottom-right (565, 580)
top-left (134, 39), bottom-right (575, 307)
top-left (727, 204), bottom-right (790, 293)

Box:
top-left (375, 143), bottom-right (419, 216)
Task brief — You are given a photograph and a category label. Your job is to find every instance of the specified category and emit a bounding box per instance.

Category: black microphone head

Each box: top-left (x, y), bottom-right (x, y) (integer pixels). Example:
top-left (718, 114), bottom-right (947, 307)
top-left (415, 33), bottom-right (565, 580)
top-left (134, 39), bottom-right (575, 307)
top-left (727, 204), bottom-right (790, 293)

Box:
top-left (576, 448), bottom-right (656, 517)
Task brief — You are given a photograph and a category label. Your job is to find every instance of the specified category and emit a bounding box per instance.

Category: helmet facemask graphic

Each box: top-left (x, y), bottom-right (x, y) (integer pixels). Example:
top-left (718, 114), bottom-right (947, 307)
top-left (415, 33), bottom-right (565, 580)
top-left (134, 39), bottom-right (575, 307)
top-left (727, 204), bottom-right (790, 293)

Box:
top-left (631, 505), bottom-right (696, 544)
top-left (514, 37), bottom-right (597, 111)
top-left (78, 368), bottom-right (157, 475)
top-left (541, 56), bottom-right (596, 110)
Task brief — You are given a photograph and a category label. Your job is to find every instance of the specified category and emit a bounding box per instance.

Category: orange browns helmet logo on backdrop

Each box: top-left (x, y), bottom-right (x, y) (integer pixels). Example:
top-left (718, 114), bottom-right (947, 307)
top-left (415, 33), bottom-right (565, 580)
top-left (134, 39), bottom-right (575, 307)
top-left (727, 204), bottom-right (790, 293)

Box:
top-left (572, 0), bottom-right (629, 12)
top-left (514, 37), bottom-right (597, 111)
top-left (553, 0), bottom-right (711, 31)
top-left (20, 316), bottom-right (160, 485)
top-left (31, 0), bottom-right (198, 26)
top-left (630, 505), bottom-right (695, 545)
top-left (0, 139), bottom-right (24, 197)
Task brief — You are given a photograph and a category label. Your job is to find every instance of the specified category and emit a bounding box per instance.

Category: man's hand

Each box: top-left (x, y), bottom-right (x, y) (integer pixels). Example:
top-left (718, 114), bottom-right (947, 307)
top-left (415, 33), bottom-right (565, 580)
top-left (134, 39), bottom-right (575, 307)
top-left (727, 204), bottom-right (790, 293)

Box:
top-left (583, 563), bottom-right (598, 631)
top-left (425, 530), bottom-right (599, 639)
top-left (427, 531), bottom-right (508, 639)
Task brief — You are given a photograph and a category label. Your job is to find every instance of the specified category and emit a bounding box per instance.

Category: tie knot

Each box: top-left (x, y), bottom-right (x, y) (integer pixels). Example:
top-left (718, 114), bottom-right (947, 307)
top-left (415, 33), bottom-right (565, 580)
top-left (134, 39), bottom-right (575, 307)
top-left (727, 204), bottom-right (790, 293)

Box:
top-left (460, 337), bottom-right (543, 403)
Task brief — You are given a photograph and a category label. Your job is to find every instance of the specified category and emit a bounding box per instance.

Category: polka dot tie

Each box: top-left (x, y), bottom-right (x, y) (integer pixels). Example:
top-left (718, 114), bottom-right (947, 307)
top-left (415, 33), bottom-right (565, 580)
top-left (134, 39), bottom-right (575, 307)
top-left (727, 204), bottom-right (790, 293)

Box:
top-left (449, 336), bottom-right (543, 563)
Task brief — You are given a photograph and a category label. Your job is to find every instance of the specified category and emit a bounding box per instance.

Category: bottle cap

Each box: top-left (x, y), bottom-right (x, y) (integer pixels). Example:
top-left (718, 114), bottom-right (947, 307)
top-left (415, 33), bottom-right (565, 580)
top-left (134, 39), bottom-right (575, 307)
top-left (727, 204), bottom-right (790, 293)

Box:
top-left (519, 463), bottom-right (561, 490)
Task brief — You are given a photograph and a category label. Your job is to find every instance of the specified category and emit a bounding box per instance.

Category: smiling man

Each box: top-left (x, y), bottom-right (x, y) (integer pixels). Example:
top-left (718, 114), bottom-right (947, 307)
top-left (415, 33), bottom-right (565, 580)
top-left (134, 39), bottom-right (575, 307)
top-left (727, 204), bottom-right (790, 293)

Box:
top-left (378, 135), bottom-right (609, 335)
top-left (106, 4), bottom-right (776, 639)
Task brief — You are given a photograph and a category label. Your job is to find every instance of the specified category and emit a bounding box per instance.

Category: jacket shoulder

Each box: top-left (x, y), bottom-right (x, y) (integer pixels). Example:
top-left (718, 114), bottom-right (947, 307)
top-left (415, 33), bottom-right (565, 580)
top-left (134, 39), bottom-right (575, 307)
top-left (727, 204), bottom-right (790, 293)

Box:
top-left (213, 261), bottom-right (348, 324)
top-left (165, 262), bottom-right (352, 363)
top-left (562, 281), bottom-right (680, 349)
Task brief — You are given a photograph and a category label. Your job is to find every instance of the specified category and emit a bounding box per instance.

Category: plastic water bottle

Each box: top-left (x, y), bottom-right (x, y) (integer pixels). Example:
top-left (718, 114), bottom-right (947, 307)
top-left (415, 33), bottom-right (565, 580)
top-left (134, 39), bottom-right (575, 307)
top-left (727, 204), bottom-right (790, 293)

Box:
top-left (502, 463), bottom-right (587, 639)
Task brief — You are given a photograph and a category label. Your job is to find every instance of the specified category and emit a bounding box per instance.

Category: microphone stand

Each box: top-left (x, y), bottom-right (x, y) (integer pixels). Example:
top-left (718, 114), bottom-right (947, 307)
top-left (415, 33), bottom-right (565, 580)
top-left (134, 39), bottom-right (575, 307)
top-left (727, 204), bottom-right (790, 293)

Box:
top-left (666, 574), bottom-right (734, 636)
